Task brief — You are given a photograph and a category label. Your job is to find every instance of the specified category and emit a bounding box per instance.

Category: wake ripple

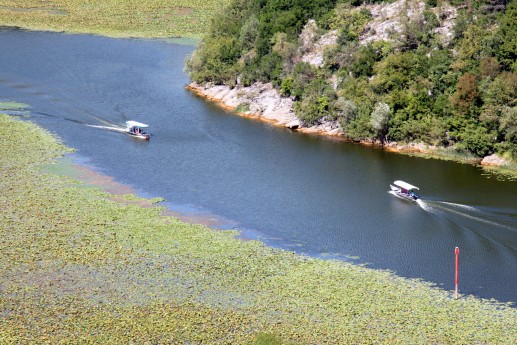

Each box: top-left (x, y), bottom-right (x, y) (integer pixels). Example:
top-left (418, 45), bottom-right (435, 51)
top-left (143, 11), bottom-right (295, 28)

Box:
top-left (85, 124), bottom-right (127, 133)
top-left (417, 199), bottom-right (517, 231)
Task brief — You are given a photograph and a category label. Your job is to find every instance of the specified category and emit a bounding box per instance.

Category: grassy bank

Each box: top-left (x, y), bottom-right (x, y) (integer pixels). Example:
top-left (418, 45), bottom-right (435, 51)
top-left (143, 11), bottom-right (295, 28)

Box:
top-left (1, 113), bottom-right (517, 343)
top-left (0, 0), bottom-right (229, 38)
top-left (394, 146), bottom-right (517, 181)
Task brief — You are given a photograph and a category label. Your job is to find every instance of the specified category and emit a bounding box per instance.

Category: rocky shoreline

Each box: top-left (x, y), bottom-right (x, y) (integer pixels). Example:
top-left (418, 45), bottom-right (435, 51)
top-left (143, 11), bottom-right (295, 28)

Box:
top-left (187, 82), bottom-right (348, 136)
top-left (186, 82), bottom-right (513, 169)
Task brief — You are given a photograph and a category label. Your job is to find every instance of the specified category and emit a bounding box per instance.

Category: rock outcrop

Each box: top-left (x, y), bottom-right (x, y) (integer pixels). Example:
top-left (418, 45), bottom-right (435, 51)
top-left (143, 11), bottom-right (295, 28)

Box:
top-left (187, 82), bottom-right (297, 126)
top-left (299, 19), bottom-right (338, 68)
top-left (362, 0), bottom-right (457, 46)
top-left (481, 154), bottom-right (510, 167)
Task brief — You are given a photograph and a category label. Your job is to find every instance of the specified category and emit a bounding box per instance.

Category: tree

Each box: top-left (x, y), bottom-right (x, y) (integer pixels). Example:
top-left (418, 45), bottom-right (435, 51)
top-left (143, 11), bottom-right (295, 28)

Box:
top-left (351, 44), bottom-right (378, 77)
top-left (345, 103), bottom-right (374, 141)
top-left (479, 56), bottom-right (501, 78)
top-left (458, 124), bottom-right (496, 157)
top-left (335, 98), bottom-right (358, 126)
top-left (239, 15), bottom-right (260, 51)
top-left (479, 71), bottom-right (517, 131)
top-left (450, 73), bottom-right (478, 116)
top-left (371, 102), bottom-right (390, 144)
top-left (294, 93), bottom-right (330, 125)
top-left (271, 31), bottom-right (297, 70)
top-left (186, 37), bottom-right (240, 85)
top-left (497, 1), bottom-right (517, 70)
top-left (500, 106), bottom-right (517, 156)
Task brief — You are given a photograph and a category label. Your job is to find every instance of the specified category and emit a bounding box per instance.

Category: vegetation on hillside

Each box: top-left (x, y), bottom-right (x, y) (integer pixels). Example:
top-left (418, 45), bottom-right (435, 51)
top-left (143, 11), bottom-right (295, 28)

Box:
top-left (187, 0), bottom-right (517, 159)
top-left (2, 112), bottom-right (517, 342)
top-left (0, 0), bottom-right (230, 38)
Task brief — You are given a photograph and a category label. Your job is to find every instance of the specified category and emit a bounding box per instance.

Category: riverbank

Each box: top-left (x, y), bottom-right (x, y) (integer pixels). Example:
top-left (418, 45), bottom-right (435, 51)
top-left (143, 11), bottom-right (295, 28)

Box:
top-left (0, 0), bottom-right (229, 39)
top-left (187, 82), bottom-right (517, 179)
top-left (2, 113), bottom-right (517, 343)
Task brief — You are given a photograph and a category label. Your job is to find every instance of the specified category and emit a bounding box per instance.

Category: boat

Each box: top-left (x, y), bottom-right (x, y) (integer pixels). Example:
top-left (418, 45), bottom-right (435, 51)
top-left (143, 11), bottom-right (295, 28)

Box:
top-left (390, 180), bottom-right (420, 201)
top-left (125, 121), bottom-right (150, 140)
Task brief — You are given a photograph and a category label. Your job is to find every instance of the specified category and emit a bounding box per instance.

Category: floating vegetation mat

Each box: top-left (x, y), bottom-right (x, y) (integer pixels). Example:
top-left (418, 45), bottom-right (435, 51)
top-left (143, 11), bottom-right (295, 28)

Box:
top-left (1, 113), bottom-right (516, 344)
top-left (0, 0), bottom-right (230, 39)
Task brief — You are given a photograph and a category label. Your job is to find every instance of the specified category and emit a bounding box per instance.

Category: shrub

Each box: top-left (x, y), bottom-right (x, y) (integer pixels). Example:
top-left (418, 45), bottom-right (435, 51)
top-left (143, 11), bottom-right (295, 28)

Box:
top-left (458, 125), bottom-right (496, 157)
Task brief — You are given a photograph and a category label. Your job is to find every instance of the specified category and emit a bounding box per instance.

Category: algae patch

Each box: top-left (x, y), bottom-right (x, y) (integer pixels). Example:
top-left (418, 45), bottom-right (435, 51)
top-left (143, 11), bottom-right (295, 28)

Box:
top-left (1, 113), bottom-right (516, 344)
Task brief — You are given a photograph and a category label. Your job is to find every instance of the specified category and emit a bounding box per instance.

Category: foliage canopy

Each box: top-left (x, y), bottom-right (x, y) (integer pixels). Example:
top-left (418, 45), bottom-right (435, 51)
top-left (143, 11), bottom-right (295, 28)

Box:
top-left (187, 0), bottom-right (517, 158)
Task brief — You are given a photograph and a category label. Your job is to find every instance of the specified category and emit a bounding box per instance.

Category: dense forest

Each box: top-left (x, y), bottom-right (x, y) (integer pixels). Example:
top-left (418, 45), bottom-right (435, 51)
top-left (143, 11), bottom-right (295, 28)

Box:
top-left (187, 0), bottom-right (517, 159)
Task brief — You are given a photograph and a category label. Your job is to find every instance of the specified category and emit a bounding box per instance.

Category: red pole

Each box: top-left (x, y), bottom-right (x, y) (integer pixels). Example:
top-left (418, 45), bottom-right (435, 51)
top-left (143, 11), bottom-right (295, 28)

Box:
top-left (454, 247), bottom-right (459, 299)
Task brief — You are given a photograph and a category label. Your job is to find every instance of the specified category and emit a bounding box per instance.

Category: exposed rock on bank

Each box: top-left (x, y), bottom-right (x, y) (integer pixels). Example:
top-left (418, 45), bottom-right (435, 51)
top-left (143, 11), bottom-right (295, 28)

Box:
top-left (187, 82), bottom-right (515, 168)
top-left (187, 82), bottom-right (344, 137)
top-left (481, 154), bottom-right (510, 167)
top-left (187, 82), bottom-right (297, 126)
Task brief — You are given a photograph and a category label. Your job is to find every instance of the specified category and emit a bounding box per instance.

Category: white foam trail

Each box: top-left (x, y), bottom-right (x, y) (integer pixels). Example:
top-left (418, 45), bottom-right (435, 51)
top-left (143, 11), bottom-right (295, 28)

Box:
top-left (416, 199), bottom-right (435, 212)
top-left (440, 202), bottom-right (478, 212)
top-left (420, 200), bottom-right (514, 230)
top-left (86, 124), bottom-right (127, 133)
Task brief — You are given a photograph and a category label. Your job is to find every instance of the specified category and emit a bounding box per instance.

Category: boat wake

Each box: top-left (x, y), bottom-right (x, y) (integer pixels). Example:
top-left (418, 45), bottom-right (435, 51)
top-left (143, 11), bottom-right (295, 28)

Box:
top-left (416, 198), bottom-right (517, 250)
top-left (85, 124), bottom-right (127, 133)
top-left (440, 202), bottom-right (478, 212)
top-left (29, 109), bottom-right (128, 133)
top-left (32, 110), bottom-right (87, 125)
top-left (417, 199), bottom-right (516, 230)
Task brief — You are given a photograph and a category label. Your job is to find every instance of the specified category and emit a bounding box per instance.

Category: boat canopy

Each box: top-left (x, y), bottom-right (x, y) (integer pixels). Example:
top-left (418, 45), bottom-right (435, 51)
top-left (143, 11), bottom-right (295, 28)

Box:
top-left (393, 180), bottom-right (419, 191)
top-left (126, 120), bottom-right (149, 128)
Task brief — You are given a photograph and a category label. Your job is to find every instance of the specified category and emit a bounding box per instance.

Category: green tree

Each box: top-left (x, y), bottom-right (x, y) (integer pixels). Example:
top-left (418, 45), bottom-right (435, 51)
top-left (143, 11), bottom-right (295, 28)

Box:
top-left (371, 102), bottom-right (390, 143)
top-left (458, 124), bottom-right (496, 157)
top-left (239, 15), bottom-right (260, 52)
top-left (289, 62), bottom-right (318, 100)
top-left (497, 1), bottom-right (517, 71)
top-left (295, 93), bottom-right (330, 125)
top-left (351, 44), bottom-right (378, 77)
top-left (371, 51), bottom-right (427, 93)
top-left (479, 71), bottom-right (517, 135)
top-left (186, 36), bottom-right (240, 85)
top-left (345, 103), bottom-right (374, 141)
top-left (427, 49), bottom-right (454, 94)
top-left (335, 98), bottom-right (358, 126)
top-left (500, 106), bottom-right (517, 156)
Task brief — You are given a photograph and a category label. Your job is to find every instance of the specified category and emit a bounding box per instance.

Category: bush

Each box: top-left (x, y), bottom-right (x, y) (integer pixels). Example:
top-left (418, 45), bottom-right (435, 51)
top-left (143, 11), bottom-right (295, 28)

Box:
top-left (458, 125), bottom-right (496, 157)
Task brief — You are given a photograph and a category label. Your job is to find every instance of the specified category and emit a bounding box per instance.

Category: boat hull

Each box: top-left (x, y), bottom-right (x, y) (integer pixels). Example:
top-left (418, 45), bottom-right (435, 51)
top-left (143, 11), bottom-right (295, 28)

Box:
top-left (127, 132), bottom-right (150, 140)
top-left (389, 185), bottom-right (419, 201)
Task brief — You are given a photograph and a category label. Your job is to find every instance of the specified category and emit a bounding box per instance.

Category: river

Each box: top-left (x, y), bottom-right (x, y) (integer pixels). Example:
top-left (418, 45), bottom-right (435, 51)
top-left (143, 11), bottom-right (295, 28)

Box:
top-left (1, 28), bottom-right (516, 303)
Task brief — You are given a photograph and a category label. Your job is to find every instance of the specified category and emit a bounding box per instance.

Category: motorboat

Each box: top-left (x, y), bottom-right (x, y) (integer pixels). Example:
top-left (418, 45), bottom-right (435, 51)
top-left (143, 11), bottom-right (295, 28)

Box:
top-left (390, 180), bottom-right (420, 201)
top-left (126, 121), bottom-right (150, 140)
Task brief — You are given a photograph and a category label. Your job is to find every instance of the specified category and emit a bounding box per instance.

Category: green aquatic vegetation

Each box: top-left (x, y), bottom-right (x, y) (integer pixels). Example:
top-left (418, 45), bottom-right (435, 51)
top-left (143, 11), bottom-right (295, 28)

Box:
top-left (1, 113), bottom-right (516, 343)
top-left (0, 100), bottom-right (29, 110)
top-left (0, 0), bottom-right (230, 39)
top-left (481, 164), bottom-right (517, 181)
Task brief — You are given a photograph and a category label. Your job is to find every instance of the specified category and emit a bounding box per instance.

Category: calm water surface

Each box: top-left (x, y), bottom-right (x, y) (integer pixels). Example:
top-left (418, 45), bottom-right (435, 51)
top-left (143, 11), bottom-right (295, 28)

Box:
top-left (1, 29), bottom-right (516, 303)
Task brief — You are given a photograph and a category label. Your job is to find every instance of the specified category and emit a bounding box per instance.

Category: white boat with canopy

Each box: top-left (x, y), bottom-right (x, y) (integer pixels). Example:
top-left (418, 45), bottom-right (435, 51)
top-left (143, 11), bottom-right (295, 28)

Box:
top-left (125, 121), bottom-right (150, 140)
top-left (390, 180), bottom-right (420, 201)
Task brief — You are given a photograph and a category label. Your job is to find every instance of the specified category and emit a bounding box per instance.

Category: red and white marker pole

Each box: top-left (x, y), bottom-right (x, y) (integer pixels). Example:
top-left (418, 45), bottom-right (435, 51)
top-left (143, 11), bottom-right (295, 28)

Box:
top-left (454, 247), bottom-right (460, 300)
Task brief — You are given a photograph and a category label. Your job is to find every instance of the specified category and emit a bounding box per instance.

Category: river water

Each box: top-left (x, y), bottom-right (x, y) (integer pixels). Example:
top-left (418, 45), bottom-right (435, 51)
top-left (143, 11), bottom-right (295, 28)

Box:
top-left (1, 29), bottom-right (516, 303)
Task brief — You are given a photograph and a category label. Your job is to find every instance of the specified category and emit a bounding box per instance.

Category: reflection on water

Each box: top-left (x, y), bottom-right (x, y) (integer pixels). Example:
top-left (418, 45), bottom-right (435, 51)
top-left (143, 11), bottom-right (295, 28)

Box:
top-left (0, 28), bottom-right (516, 303)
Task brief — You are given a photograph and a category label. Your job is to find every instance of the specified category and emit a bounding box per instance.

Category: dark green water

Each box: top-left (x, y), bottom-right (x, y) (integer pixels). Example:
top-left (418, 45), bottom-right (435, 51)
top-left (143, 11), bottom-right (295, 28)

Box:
top-left (1, 29), bottom-right (516, 303)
